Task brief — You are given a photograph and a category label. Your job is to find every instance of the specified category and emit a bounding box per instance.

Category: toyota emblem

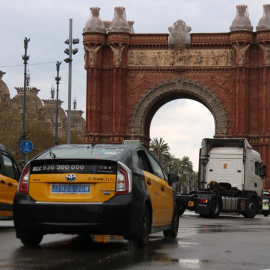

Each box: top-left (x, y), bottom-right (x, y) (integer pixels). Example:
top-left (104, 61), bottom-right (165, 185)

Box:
top-left (66, 174), bottom-right (76, 181)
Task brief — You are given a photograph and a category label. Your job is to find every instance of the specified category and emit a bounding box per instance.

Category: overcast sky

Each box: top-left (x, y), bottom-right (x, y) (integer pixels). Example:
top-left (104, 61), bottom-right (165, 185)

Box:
top-left (0, 0), bottom-right (266, 170)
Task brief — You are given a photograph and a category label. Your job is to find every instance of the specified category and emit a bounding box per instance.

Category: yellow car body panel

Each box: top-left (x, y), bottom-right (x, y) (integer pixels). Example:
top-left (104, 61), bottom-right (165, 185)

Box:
top-left (29, 173), bottom-right (116, 202)
top-left (0, 175), bottom-right (18, 217)
top-left (143, 170), bottom-right (173, 227)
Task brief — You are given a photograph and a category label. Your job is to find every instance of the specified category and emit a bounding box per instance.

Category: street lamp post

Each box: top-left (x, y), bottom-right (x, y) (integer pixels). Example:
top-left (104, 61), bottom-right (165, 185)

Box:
top-left (55, 61), bottom-right (61, 145)
top-left (19, 37), bottom-right (30, 170)
top-left (64, 18), bottom-right (79, 144)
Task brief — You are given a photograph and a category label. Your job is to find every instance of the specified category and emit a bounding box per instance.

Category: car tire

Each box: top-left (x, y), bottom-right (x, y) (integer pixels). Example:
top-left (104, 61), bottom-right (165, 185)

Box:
top-left (243, 197), bottom-right (258, 218)
top-left (20, 231), bottom-right (43, 247)
top-left (178, 201), bottom-right (186, 216)
top-left (210, 197), bottom-right (221, 218)
top-left (132, 206), bottom-right (150, 248)
top-left (163, 202), bottom-right (179, 238)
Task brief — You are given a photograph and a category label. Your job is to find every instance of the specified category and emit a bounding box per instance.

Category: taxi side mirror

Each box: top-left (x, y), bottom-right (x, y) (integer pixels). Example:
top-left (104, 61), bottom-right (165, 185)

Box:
top-left (168, 173), bottom-right (179, 185)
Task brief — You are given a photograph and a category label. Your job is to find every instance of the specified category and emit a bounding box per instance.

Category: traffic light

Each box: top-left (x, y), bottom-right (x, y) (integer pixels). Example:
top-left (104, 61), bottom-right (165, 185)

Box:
top-left (64, 38), bottom-right (79, 63)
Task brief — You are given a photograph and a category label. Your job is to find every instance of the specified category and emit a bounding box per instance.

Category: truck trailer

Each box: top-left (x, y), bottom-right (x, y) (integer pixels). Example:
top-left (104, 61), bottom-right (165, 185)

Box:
top-left (178, 138), bottom-right (266, 218)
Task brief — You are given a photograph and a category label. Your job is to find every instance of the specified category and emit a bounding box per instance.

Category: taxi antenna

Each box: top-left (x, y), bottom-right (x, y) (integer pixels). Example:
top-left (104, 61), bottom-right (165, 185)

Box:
top-left (90, 136), bottom-right (96, 147)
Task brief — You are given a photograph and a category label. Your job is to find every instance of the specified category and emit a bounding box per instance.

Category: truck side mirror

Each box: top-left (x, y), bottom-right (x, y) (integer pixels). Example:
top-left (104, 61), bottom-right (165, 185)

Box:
top-left (168, 173), bottom-right (179, 185)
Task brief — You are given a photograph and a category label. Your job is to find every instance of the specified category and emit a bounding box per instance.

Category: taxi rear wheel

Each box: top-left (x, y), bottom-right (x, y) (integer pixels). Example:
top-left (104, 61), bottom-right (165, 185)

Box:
top-left (163, 202), bottom-right (179, 238)
top-left (20, 231), bottom-right (43, 247)
top-left (132, 206), bottom-right (150, 248)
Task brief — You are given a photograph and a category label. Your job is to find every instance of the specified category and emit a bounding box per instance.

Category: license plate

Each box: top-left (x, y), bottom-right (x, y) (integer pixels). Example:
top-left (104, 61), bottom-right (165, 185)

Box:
top-left (51, 184), bottom-right (90, 194)
top-left (262, 204), bottom-right (269, 210)
top-left (188, 201), bottom-right (194, 207)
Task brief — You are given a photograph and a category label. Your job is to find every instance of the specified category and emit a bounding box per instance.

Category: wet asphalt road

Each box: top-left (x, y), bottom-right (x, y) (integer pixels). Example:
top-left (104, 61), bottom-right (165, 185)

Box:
top-left (1, 212), bottom-right (270, 270)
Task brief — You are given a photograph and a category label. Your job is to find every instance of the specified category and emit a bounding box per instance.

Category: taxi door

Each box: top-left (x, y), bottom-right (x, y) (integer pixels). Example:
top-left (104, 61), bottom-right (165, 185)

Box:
top-left (137, 150), bottom-right (173, 227)
top-left (0, 153), bottom-right (19, 218)
top-left (0, 173), bottom-right (7, 217)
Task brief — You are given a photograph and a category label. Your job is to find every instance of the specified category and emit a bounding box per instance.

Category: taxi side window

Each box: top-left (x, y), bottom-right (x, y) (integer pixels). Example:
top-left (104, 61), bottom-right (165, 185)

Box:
top-left (2, 154), bottom-right (17, 180)
top-left (145, 152), bottom-right (166, 180)
top-left (0, 152), bottom-right (2, 175)
top-left (137, 150), bottom-right (153, 173)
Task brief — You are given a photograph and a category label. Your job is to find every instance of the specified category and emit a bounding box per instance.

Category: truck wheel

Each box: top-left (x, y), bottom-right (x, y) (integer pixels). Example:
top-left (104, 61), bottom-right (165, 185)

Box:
top-left (132, 206), bottom-right (150, 248)
top-left (243, 197), bottom-right (258, 218)
top-left (20, 231), bottom-right (43, 247)
top-left (178, 201), bottom-right (186, 216)
top-left (163, 202), bottom-right (179, 238)
top-left (200, 214), bottom-right (210, 218)
top-left (210, 197), bottom-right (221, 218)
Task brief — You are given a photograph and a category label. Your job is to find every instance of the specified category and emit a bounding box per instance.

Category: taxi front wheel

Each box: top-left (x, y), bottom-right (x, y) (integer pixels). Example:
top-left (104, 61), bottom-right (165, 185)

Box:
top-left (163, 202), bottom-right (179, 238)
top-left (20, 231), bottom-right (43, 247)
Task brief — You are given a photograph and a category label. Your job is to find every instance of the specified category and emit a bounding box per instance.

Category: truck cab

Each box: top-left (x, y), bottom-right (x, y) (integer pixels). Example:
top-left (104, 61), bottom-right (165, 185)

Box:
top-left (205, 146), bottom-right (263, 197)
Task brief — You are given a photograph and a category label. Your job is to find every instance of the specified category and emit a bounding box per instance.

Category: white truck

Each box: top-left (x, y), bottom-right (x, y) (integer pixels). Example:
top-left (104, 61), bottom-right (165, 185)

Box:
top-left (178, 138), bottom-right (266, 218)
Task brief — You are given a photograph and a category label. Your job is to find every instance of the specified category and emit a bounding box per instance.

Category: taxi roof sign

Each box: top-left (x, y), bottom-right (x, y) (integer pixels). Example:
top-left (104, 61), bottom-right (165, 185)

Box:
top-left (122, 140), bottom-right (141, 146)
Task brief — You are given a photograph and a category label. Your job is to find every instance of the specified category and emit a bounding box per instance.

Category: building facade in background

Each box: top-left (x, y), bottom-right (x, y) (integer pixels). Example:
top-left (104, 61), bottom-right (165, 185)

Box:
top-left (0, 71), bottom-right (85, 140)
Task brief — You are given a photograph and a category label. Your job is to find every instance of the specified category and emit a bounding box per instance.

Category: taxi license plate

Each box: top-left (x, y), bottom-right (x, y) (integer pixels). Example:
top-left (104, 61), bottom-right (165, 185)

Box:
top-left (188, 201), bottom-right (194, 207)
top-left (51, 184), bottom-right (90, 194)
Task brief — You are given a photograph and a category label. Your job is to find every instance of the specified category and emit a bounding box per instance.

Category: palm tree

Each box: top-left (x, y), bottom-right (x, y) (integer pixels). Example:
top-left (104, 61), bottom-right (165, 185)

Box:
top-left (149, 138), bottom-right (198, 192)
top-left (150, 138), bottom-right (170, 165)
top-left (178, 156), bottom-right (194, 191)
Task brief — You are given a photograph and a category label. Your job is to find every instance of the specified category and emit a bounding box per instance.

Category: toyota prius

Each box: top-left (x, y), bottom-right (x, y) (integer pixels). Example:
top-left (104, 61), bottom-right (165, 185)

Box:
top-left (13, 142), bottom-right (179, 247)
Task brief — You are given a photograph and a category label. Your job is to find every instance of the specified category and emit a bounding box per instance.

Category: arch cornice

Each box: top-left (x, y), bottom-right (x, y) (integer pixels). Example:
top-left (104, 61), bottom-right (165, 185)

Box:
top-left (129, 77), bottom-right (229, 137)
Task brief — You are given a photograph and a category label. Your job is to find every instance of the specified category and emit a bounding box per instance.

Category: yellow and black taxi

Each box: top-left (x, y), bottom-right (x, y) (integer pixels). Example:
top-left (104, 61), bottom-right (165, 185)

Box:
top-left (13, 142), bottom-right (179, 247)
top-left (0, 144), bottom-right (20, 219)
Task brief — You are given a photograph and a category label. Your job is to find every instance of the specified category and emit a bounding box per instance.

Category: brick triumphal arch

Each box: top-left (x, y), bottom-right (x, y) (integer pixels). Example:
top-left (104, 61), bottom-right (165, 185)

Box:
top-left (83, 5), bottom-right (270, 188)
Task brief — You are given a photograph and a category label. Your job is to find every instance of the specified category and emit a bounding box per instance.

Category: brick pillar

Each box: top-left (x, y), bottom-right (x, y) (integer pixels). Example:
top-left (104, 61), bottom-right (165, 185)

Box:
top-left (108, 33), bottom-right (130, 139)
top-left (83, 33), bottom-right (105, 143)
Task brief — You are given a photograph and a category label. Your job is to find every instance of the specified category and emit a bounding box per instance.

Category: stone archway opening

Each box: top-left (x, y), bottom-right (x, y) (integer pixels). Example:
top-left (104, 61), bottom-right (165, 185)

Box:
top-left (150, 99), bottom-right (215, 170)
top-left (130, 77), bottom-right (229, 146)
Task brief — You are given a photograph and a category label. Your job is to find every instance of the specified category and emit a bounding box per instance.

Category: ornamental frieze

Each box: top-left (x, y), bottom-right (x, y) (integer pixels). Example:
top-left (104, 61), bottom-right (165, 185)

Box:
top-left (259, 138), bottom-right (270, 144)
top-left (127, 49), bottom-right (233, 67)
top-left (83, 34), bottom-right (106, 44)
top-left (192, 35), bottom-right (229, 41)
top-left (130, 36), bottom-right (167, 42)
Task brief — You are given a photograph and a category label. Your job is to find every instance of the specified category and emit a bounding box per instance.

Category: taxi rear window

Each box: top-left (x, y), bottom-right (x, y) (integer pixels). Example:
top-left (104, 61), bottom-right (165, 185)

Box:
top-left (31, 160), bottom-right (117, 174)
top-left (37, 145), bottom-right (126, 161)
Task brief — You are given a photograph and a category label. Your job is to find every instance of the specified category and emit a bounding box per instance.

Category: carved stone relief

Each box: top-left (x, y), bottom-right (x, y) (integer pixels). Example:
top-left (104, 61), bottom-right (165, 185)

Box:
top-left (232, 42), bottom-right (250, 65)
top-left (127, 48), bottom-right (232, 67)
top-left (259, 44), bottom-right (270, 64)
top-left (209, 73), bottom-right (234, 96)
top-left (168, 19), bottom-right (191, 49)
top-left (110, 44), bottom-right (125, 65)
top-left (84, 45), bottom-right (100, 66)
top-left (127, 72), bottom-right (149, 96)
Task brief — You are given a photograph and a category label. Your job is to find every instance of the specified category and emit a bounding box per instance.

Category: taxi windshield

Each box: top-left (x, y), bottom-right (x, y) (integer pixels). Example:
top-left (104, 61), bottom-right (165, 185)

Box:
top-left (38, 145), bottom-right (126, 160)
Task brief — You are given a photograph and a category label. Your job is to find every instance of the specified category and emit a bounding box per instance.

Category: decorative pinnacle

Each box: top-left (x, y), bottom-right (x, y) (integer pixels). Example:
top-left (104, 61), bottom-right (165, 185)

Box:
top-left (264, 4), bottom-right (270, 10)
top-left (90, 7), bottom-right (100, 17)
top-left (0, 71), bottom-right (6, 80)
top-left (237, 5), bottom-right (247, 12)
top-left (103, 21), bottom-right (111, 28)
top-left (115, 6), bottom-right (125, 15)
